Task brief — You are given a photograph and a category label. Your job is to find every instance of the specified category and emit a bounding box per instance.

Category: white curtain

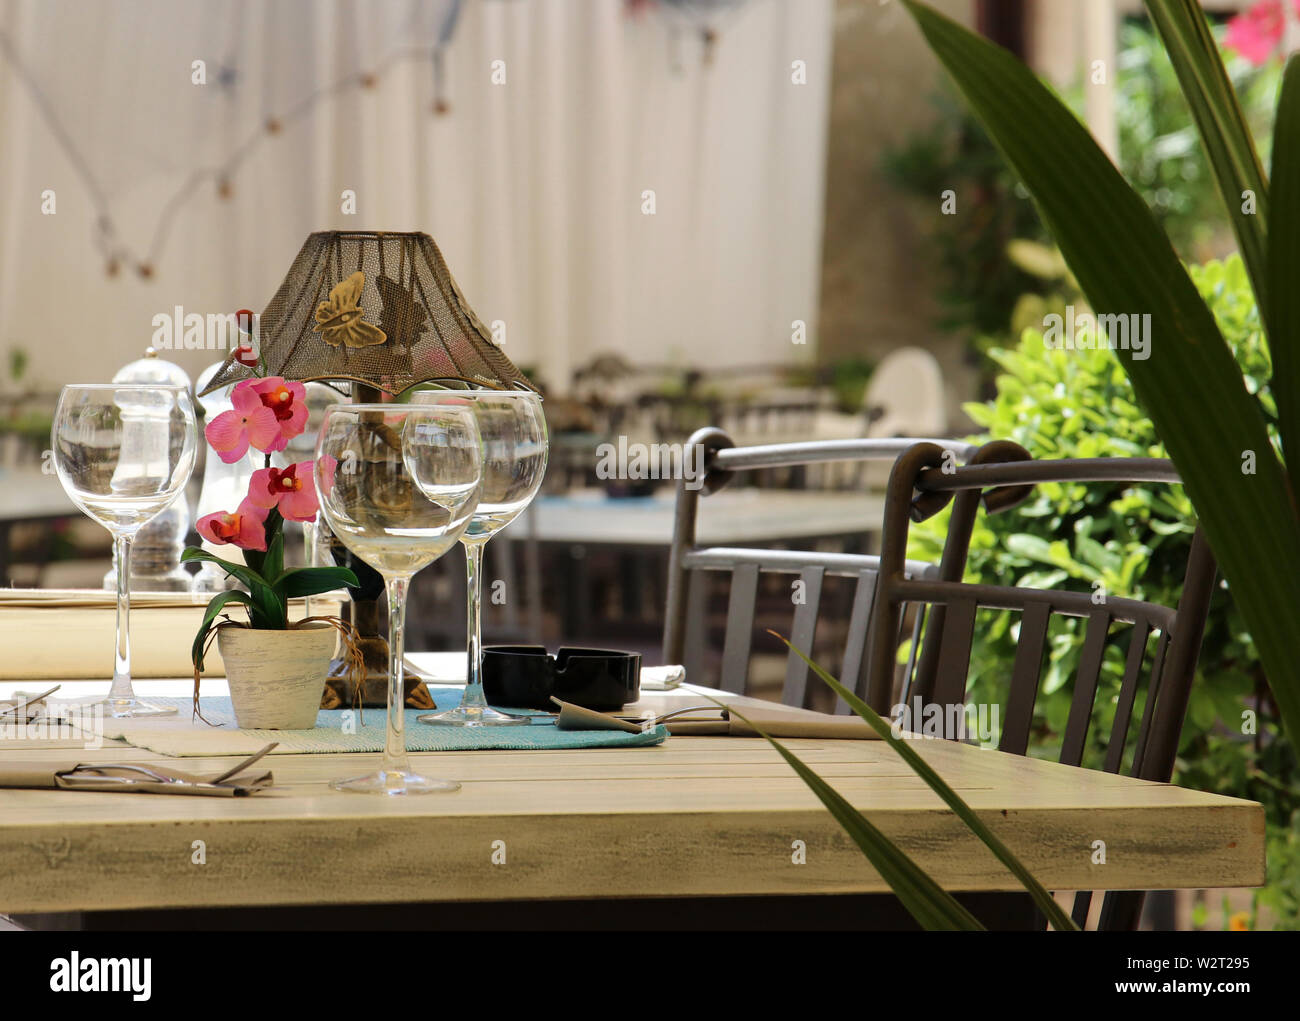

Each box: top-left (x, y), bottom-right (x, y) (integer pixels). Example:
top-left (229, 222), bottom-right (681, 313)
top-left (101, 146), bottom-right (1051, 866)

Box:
top-left (0, 0), bottom-right (832, 393)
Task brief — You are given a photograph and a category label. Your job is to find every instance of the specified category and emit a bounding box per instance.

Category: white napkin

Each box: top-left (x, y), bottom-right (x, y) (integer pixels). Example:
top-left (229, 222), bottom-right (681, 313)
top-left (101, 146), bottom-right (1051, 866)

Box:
top-left (640, 665), bottom-right (685, 691)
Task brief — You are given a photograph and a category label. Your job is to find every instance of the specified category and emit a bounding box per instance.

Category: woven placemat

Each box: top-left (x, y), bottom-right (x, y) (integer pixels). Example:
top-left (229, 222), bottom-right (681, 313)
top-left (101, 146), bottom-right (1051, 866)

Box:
top-left (87, 690), bottom-right (668, 757)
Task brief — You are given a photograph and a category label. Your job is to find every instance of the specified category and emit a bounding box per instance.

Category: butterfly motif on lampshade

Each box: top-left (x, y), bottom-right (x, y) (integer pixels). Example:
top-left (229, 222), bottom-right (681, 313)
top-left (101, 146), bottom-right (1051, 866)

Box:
top-left (313, 271), bottom-right (388, 349)
top-left (375, 274), bottom-right (429, 357)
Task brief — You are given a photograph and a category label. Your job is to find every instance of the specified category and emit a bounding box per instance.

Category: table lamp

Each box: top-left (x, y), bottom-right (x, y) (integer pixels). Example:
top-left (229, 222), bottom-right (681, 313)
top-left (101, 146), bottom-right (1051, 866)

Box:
top-left (200, 230), bottom-right (538, 706)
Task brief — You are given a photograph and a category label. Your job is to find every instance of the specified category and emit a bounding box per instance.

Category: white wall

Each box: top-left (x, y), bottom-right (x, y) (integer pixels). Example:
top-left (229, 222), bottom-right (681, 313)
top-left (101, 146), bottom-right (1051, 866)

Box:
top-left (0, 0), bottom-right (833, 394)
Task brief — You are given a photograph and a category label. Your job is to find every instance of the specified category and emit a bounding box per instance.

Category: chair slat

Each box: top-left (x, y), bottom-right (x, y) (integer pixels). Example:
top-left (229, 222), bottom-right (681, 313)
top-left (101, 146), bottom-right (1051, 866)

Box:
top-left (1131, 630), bottom-right (1169, 776)
top-left (682, 571), bottom-right (708, 686)
top-left (999, 602), bottom-right (1051, 756)
top-left (781, 566), bottom-right (825, 708)
top-left (835, 568), bottom-right (877, 714)
top-left (1104, 620), bottom-right (1151, 774)
top-left (1071, 890), bottom-right (1093, 929)
top-left (931, 599), bottom-right (977, 710)
top-left (897, 603), bottom-right (928, 710)
top-left (1098, 890), bottom-right (1145, 931)
top-left (719, 564), bottom-right (760, 695)
top-left (1060, 609), bottom-right (1111, 767)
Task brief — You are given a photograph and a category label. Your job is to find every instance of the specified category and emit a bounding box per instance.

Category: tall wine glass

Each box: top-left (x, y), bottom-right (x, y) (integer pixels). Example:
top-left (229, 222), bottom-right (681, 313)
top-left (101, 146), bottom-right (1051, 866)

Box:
top-left (52, 384), bottom-right (197, 717)
top-left (315, 403), bottom-right (482, 795)
top-left (415, 391), bottom-right (548, 727)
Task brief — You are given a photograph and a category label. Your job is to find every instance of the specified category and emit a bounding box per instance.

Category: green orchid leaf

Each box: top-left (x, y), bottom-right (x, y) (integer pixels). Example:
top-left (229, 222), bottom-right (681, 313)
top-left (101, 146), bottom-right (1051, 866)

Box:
top-left (180, 548), bottom-right (285, 629)
top-left (192, 590), bottom-right (254, 671)
top-left (272, 567), bottom-right (359, 600)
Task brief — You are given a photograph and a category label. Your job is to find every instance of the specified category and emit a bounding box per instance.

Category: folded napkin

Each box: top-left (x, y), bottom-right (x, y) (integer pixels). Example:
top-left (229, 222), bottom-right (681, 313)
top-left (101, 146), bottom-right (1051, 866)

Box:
top-left (640, 665), bottom-right (685, 691)
top-left (666, 704), bottom-right (883, 739)
top-left (0, 759), bottom-right (273, 796)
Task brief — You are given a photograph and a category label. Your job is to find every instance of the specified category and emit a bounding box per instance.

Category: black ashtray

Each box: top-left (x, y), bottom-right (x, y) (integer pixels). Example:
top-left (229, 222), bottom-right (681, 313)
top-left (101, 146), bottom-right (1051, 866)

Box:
top-left (481, 646), bottom-right (641, 711)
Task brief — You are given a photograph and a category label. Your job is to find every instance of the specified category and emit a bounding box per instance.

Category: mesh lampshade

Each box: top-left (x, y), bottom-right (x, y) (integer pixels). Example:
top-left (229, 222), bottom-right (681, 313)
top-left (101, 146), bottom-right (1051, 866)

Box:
top-left (199, 230), bottom-right (536, 397)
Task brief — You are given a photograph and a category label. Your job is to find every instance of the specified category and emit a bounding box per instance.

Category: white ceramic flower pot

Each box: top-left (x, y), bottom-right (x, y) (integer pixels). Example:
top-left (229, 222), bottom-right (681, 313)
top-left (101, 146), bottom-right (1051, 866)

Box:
top-left (218, 622), bottom-right (337, 730)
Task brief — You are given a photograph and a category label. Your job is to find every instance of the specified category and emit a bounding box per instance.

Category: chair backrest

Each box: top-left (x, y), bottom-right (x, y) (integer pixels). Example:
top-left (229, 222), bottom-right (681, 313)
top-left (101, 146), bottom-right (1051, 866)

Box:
top-left (863, 346), bottom-right (946, 439)
top-left (661, 428), bottom-right (980, 707)
top-left (864, 441), bottom-right (1217, 929)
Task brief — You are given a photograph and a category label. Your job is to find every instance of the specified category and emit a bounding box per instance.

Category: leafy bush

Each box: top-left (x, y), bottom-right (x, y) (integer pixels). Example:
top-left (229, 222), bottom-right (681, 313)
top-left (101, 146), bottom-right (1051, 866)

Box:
top-left (907, 254), bottom-right (1294, 820)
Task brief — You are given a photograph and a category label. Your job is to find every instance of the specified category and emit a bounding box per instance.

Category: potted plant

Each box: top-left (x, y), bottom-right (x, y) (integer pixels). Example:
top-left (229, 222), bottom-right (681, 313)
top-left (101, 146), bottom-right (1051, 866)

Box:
top-left (184, 375), bottom-right (359, 729)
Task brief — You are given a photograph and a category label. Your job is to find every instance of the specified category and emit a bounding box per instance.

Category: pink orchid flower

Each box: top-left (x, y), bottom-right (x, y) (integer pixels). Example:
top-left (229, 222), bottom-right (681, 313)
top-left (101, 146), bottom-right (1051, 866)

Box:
top-left (249, 376), bottom-right (309, 450)
top-left (205, 382), bottom-right (280, 464)
top-left (247, 461), bottom-right (320, 522)
top-left (196, 500), bottom-right (270, 552)
top-left (1225, 0), bottom-right (1300, 66)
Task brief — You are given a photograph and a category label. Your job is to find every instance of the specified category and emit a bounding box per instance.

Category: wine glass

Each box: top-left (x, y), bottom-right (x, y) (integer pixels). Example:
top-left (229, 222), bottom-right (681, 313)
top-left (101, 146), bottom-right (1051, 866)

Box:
top-left (414, 390), bottom-right (548, 727)
top-left (315, 403), bottom-right (482, 795)
top-left (51, 384), bottom-right (197, 717)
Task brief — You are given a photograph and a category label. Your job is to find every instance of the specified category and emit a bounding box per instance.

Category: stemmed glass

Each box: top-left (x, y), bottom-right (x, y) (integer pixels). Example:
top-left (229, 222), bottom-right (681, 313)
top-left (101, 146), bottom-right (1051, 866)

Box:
top-left (51, 384), bottom-right (197, 717)
top-left (415, 391), bottom-right (548, 726)
top-left (315, 403), bottom-right (482, 794)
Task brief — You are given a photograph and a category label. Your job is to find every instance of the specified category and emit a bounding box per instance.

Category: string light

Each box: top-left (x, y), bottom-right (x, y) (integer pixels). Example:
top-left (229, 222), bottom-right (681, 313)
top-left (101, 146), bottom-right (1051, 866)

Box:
top-left (0, 28), bottom-right (461, 281)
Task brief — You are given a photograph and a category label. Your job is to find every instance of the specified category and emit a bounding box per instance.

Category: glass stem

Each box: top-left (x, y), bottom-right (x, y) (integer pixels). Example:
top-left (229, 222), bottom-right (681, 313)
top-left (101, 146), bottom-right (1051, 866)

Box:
top-left (384, 574), bottom-right (412, 776)
top-left (108, 533), bottom-right (135, 703)
top-left (460, 538), bottom-right (489, 711)
top-left (302, 515), bottom-right (317, 617)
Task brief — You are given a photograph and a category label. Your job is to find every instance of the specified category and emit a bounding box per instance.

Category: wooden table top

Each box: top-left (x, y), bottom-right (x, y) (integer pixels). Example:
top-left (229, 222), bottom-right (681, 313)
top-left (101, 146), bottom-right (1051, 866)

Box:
top-left (0, 663), bottom-right (1265, 914)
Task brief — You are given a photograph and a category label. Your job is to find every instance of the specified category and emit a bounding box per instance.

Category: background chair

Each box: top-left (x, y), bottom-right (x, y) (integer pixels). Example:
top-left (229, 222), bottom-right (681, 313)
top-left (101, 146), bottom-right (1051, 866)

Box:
top-left (863, 346), bottom-right (947, 440)
top-left (863, 441), bottom-right (1217, 930)
top-left (661, 428), bottom-right (979, 709)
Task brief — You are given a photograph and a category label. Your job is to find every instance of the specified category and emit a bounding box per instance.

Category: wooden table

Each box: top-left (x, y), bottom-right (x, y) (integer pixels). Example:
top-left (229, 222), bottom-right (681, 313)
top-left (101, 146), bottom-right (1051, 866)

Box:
top-left (0, 657), bottom-right (1264, 927)
top-left (517, 488), bottom-right (886, 640)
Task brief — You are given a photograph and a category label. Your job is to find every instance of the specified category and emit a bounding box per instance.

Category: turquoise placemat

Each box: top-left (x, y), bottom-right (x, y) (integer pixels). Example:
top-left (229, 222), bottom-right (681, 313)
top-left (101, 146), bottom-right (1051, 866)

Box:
top-left (94, 690), bottom-right (668, 758)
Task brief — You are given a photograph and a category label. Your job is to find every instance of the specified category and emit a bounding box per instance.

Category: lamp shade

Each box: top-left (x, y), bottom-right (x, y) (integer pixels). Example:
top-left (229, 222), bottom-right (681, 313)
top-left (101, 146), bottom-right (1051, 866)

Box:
top-left (199, 230), bottom-right (537, 397)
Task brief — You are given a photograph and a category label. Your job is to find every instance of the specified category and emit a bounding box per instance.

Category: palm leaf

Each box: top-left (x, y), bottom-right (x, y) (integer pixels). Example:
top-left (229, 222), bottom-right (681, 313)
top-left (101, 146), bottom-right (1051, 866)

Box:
top-left (773, 634), bottom-right (1078, 931)
top-left (902, 0), bottom-right (1300, 758)
top-left (698, 694), bottom-right (985, 930)
top-left (1268, 56), bottom-right (1300, 492)
top-left (1144, 0), bottom-right (1271, 314)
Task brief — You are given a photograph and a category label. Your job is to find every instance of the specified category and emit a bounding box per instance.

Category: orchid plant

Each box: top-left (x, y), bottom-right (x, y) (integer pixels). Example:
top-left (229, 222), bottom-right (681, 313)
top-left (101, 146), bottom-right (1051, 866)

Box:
top-left (184, 375), bottom-right (357, 674)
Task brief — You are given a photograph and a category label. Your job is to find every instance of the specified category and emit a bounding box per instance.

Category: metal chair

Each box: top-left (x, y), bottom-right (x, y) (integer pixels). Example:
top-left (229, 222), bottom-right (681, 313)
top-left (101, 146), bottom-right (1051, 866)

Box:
top-left (864, 441), bottom-right (1217, 930)
top-left (661, 428), bottom-right (980, 708)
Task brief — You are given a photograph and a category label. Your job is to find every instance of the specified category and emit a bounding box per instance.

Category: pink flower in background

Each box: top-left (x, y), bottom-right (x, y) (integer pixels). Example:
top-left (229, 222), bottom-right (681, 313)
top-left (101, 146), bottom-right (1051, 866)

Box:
top-left (247, 461), bottom-right (320, 522)
top-left (1225, 0), bottom-right (1300, 66)
top-left (248, 376), bottom-right (308, 449)
top-left (316, 453), bottom-right (338, 496)
top-left (204, 383), bottom-right (280, 463)
top-left (196, 500), bottom-right (269, 552)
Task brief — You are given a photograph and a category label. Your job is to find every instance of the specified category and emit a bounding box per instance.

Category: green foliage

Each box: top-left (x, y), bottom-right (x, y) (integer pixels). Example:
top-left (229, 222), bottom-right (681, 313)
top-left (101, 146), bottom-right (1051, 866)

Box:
top-left (910, 254), bottom-right (1291, 783)
top-left (1260, 811), bottom-right (1300, 929)
top-left (903, 0), bottom-right (1300, 789)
